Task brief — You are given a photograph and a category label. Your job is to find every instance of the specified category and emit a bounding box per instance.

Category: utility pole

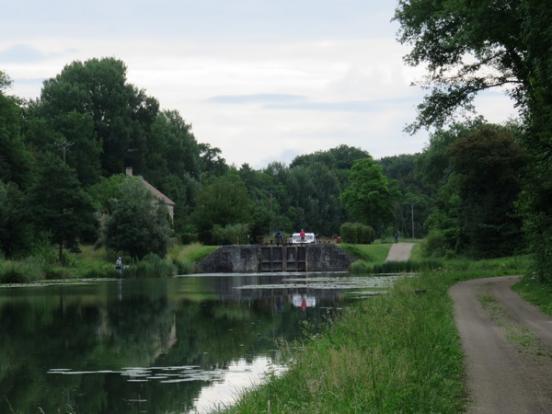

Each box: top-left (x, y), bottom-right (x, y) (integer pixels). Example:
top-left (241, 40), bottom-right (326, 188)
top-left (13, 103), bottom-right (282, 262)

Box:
top-left (411, 204), bottom-right (415, 239)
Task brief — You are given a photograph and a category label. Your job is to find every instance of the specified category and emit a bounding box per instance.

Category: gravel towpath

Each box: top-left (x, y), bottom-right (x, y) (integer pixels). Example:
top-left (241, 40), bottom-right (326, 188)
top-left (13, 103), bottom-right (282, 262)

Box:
top-left (450, 276), bottom-right (552, 414)
top-left (385, 242), bottom-right (414, 262)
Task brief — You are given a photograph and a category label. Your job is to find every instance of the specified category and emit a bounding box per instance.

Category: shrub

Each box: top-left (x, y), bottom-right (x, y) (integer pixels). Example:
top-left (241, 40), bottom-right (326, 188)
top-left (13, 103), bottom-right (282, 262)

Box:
top-left (127, 253), bottom-right (176, 278)
top-left (0, 261), bottom-right (43, 283)
top-left (212, 223), bottom-right (250, 245)
top-left (422, 230), bottom-right (450, 257)
top-left (172, 258), bottom-right (193, 275)
top-left (340, 222), bottom-right (376, 244)
top-left (105, 179), bottom-right (171, 259)
top-left (44, 265), bottom-right (71, 280)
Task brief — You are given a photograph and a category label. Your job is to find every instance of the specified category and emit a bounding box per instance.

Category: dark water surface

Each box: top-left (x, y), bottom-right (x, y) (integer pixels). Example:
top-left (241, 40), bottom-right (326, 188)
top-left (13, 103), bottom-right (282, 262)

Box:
top-left (0, 273), bottom-right (386, 414)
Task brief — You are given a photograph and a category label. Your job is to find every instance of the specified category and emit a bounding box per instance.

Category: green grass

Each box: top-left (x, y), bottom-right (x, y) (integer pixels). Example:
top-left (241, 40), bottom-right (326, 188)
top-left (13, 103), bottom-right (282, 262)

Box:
top-left (0, 243), bottom-right (219, 284)
top-left (223, 255), bottom-right (530, 414)
top-left (410, 242), bottom-right (424, 261)
top-left (341, 243), bottom-right (392, 264)
top-left (168, 243), bottom-right (218, 274)
top-left (513, 276), bottom-right (552, 316)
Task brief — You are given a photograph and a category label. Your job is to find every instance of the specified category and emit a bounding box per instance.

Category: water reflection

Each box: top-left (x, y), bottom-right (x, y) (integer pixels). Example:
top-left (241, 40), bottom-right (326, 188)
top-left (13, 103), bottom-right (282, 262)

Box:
top-left (0, 273), bottom-right (386, 413)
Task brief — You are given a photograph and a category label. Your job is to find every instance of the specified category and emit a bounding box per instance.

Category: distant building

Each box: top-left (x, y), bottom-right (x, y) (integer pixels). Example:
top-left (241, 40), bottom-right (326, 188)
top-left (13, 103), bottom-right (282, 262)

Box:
top-left (125, 167), bottom-right (175, 222)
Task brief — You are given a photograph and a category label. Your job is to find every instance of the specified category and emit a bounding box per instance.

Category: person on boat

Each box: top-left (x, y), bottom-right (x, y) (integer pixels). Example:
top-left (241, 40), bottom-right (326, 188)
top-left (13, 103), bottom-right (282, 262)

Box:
top-left (299, 228), bottom-right (305, 242)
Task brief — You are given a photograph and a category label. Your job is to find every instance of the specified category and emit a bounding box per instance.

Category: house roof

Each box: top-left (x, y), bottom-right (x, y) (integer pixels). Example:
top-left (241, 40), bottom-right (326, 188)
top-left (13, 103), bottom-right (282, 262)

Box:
top-left (140, 177), bottom-right (176, 206)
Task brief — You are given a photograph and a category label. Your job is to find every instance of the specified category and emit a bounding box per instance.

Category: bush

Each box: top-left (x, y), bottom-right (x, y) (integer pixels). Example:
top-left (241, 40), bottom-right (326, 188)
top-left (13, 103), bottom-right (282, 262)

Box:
top-left (127, 253), bottom-right (176, 278)
top-left (172, 258), bottom-right (194, 275)
top-left (0, 261), bottom-right (43, 283)
top-left (340, 222), bottom-right (376, 244)
top-left (105, 179), bottom-right (171, 259)
top-left (212, 223), bottom-right (250, 245)
top-left (44, 265), bottom-right (71, 280)
top-left (180, 224), bottom-right (198, 244)
top-left (422, 230), bottom-right (451, 257)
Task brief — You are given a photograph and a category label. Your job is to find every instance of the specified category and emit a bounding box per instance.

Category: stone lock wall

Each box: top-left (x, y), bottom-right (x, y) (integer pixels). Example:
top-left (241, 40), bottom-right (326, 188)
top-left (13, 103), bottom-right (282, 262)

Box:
top-left (197, 244), bottom-right (352, 273)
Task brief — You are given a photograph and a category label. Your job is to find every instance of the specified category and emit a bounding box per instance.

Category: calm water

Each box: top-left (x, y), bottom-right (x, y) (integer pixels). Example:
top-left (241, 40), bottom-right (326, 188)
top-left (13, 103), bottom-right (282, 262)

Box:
top-left (0, 273), bottom-right (397, 413)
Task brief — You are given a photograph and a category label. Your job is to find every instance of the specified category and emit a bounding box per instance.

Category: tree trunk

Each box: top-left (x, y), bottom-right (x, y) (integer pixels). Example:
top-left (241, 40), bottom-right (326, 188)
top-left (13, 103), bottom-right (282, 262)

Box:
top-left (59, 241), bottom-right (64, 264)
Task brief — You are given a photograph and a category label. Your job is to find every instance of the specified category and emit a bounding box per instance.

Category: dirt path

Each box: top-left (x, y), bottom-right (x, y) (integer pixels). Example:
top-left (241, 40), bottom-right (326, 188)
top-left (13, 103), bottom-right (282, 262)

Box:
top-left (450, 276), bottom-right (552, 413)
top-left (385, 242), bottom-right (414, 262)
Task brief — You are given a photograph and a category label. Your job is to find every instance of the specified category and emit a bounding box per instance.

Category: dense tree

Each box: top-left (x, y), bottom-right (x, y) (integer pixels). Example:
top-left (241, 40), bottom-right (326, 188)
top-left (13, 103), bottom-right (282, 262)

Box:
top-left (36, 58), bottom-right (159, 178)
top-left (395, 0), bottom-right (552, 279)
top-left (0, 72), bottom-right (32, 187)
top-left (423, 123), bottom-right (525, 257)
top-left (29, 156), bottom-right (96, 262)
top-left (0, 181), bottom-right (32, 257)
top-left (380, 154), bottom-right (430, 238)
top-left (105, 178), bottom-right (171, 259)
top-left (341, 158), bottom-right (393, 233)
top-left (192, 174), bottom-right (251, 243)
top-left (450, 124), bottom-right (525, 256)
top-left (290, 145), bottom-right (369, 186)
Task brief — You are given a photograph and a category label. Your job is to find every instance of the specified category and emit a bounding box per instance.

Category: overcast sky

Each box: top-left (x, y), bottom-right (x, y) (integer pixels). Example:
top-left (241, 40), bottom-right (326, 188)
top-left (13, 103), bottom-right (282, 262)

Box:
top-left (0, 0), bottom-right (518, 167)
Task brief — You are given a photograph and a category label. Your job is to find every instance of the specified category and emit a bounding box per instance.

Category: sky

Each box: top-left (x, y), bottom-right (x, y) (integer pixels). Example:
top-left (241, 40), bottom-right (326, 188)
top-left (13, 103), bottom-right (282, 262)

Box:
top-left (0, 0), bottom-right (518, 167)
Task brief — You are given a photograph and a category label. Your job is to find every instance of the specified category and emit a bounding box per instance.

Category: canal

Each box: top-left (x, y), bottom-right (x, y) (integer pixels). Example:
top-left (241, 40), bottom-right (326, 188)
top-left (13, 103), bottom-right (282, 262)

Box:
top-left (0, 273), bottom-right (400, 413)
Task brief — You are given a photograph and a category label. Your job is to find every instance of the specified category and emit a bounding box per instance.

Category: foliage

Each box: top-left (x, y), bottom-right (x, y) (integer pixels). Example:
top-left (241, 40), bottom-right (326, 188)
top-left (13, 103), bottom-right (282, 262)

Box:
top-left (29, 155), bottom-right (96, 262)
top-left (422, 123), bottom-right (525, 258)
top-left (35, 58), bottom-right (159, 178)
top-left (394, 0), bottom-right (530, 131)
top-left (0, 260), bottom-right (43, 283)
top-left (380, 153), bottom-right (430, 238)
top-left (0, 89), bottom-right (32, 188)
top-left (341, 157), bottom-right (393, 233)
top-left (126, 253), bottom-right (176, 278)
top-left (395, 0), bottom-right (552, 279)
top-left (192, 174), bottom-right (251, 243)
top-left (212, 223), bottom-right (250, 245)
top-left (105, 178), bottom-right (171, 259)
top-left (339, 222), bottom-right (376, 244)
top-left (0, 181), bottom-right (33, 257)
top-left (168, 243), bottom-right (218, 274)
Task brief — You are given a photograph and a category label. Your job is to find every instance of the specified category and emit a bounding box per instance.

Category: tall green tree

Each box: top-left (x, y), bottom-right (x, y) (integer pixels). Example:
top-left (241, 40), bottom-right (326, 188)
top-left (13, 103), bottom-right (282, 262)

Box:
top-left (105, 178), bottom-right (171, 259)
top-left (29, 155), bottom-right (95, 262)
top-left (341, 158), bottom-right (393, 233)
top-left (192, 173), bottom-right (251, 243)
top-left (36, 58), bottom-right (159, 178)
top-left (395, 0), bottom-right (552, 279)
top-left (0, 181), bottom-right (32, 257)
top-left (422, 123), bottom-right (525, 257)
top-left (0, 71), bottom-right (32, 188)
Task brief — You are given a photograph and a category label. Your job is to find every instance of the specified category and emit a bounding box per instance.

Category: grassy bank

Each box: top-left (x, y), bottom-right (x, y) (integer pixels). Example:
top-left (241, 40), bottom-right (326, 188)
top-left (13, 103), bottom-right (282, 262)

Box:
top-left (513, 276), bottom-right (552, 316)
top-left (341, 242), bottom-right (392, 274)
top-left (224, 255), bottom-right (530, 414)
top-left (0, 243), bottom-right (217, 283)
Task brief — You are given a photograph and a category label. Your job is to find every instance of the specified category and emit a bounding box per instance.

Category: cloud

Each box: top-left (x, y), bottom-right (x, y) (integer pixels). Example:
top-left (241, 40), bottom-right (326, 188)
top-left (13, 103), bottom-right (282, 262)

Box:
top-left (0, 44), bottom-right (78, 64)
top-left (208, 93), bottom-right (306, 105)
top-left (208, 93), bottom-right (421, 113)
top-left (0, 44), bottom-right (46, 63)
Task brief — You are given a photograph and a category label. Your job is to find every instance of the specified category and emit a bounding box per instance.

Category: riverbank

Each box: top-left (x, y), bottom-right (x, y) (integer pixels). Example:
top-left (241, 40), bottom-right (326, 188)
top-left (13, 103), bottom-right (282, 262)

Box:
top-left (223, 255), bottom-right (530, 414)
top-left (0, 243), bottom-right (216, 283)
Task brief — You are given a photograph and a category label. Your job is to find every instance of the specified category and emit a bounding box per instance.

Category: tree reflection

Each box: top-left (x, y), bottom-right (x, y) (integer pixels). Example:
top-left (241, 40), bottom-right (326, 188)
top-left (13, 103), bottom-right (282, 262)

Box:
top-left (0, 277), bottom-right (344, 413)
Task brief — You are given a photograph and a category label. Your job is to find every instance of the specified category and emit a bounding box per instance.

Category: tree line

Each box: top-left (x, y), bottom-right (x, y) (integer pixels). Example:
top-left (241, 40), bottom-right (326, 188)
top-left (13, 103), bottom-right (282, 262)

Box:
top-left (0, 58), bottom-right (399, 262)
top-left (0, 54), bottom-right (533, 269)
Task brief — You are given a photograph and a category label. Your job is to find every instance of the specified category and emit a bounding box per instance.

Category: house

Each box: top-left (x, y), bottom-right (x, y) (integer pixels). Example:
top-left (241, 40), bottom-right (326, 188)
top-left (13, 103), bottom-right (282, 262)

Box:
top-left (125, 167), bottom-right (175, 222)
